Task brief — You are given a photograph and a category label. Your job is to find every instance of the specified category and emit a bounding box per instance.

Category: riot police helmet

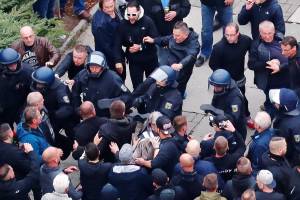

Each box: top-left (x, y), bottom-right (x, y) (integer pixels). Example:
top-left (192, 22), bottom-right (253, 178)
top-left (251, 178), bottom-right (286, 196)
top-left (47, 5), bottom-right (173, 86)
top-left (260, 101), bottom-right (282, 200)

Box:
top-left (269, 88), bottom-right (299, 113)
top-left (0, 48), bottom-right (21, 74)
top-left (208, 69), bottom-right (231, 95)
top-left (150, 65), bottom-right (176, 86)
top-left (86, 51), bottom-right (108, 78)
top-left (31, 66), bottom-right (55, 92)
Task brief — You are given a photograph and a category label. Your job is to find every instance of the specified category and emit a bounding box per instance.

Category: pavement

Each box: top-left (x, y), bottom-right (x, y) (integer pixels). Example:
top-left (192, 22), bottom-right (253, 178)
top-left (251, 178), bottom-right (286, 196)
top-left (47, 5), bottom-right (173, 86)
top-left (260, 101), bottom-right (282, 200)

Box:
top-left (58, 1), bottom-right (300, 189)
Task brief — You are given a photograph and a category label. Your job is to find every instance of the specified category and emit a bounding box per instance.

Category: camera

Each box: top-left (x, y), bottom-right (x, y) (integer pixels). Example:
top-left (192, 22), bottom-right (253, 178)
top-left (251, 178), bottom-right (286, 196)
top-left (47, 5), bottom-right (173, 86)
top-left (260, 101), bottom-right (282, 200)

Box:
top-left (200, 104), bottom-right (228, 130)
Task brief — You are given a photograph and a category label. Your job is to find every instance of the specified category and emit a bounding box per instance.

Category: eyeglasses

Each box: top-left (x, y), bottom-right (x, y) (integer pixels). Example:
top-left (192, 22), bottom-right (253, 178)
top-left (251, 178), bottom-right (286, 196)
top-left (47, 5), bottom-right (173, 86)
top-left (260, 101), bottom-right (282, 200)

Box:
top-left (127, 13), bottom-right (138, 17)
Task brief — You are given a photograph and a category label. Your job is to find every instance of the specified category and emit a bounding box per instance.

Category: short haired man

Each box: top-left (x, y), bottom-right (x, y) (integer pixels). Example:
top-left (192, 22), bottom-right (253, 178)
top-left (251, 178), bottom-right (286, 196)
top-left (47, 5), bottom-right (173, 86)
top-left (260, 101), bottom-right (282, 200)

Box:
top-left (261, 137), bottom-right (292, 196)
top-left (11, 26), bottom-right (60, 68)
top-left (172, 115), bottom-right (189, 152)
top-left (16, 106), bottom-right (50, 162)
top-left (205, 122), bottom-right (246, 182)
top-left (248, 111), bottom-right (274, 173)
top-left (209, 23), bottom-right (253, 128)
top-left (40, 147), bottom-right (82, 199)
top-left (241, 189), bottom-right (256, 200)
top-left (248, 21), bottom-right (289, 118)
top-left (255, 170), bottom-right (286, 199)
top-left (281, 36), bottom-right (300, 97)
top-left (194, 173), bottom-right (226, 200)
top-left (55, 44), bottom-right (92, 84)
top-left (41, 173), bottom-right (72, 200)
top-left (0, 143), bottom-right (39, 200)
top-left (170, 153), bottom-right (203, 200)
top-left (135, 115), bottom-right (180, 177)
top-left (144, 21), bottom-right (200, 96)
top-left (222, 157), bottom-right (256, 199)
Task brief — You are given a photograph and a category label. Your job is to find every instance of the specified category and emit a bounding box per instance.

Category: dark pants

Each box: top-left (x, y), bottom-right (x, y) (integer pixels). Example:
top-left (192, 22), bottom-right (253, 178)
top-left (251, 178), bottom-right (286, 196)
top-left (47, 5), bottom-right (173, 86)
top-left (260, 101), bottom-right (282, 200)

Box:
top-left (177, 63), bottom-right (195, 97)
top-left (239, 85), bottom-right (250, 117)
top-left (129, 60), bottom-right (158, 90)
top-left (33, 0), bottom-right (56, 18)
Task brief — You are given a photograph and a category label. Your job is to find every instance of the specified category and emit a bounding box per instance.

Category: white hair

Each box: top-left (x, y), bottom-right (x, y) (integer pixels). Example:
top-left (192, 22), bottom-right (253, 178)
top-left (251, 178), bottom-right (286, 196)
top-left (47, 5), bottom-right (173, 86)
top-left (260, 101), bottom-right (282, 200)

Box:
top-left (26, 92), bottom-right (43, 106)
top-left (149, 111), bottom-right (163, 125)
top-left (259, 20), bottom-right (275, 32)
top-left (254, 111), bottom-right (271, 130)
top-left (53, 173), bottom-right (70, 194)
top-left (185, 139), bottom-right (201, 158)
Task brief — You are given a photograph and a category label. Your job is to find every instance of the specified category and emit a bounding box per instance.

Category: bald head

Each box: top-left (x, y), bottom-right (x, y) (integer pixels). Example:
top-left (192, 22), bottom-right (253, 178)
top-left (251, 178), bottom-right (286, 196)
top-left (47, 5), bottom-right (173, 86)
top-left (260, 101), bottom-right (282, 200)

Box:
top-left (179, 153), bottom-right (195, 172)
top-left (269, 137), bottom-right (287, 156)
top-left (42, 147), bottom-right (61, 166)
top-left (185, 139), bottom-right (201, 158)
top-left (20, 26), bottom-right (35, 46)
top-left (27, 92), bottom-right (44, 110)
top-left (237, 157), bottom-right (252, 175)
top-left (214, 136), bottom-right (228, 156)
top-left (80, 101), bottom-right (96, 120)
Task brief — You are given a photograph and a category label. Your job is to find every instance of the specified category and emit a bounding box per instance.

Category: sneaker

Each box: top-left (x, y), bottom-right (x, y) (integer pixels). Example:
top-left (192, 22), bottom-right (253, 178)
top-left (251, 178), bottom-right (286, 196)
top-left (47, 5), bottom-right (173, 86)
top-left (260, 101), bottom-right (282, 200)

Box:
top-left (195, 55), bottom-right (207, 68)
top-left (78, 10), bottom-right (91, 22)
top-left (246, 117), bottom-right (255, 129)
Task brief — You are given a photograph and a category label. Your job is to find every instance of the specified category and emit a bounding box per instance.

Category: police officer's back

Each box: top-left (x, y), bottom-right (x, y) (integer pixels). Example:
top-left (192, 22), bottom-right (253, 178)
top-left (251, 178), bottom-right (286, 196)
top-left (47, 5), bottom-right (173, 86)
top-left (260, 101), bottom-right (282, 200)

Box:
top-left (0, 48), bottom-right (32, 127)
top-left (132, 65), bottom-right (182, 120)
top-left (209, 69), bottom-right (247, 140)
top-left (269, 88), bottom-right (300, 165)
top-left (72, 51), bottom-right (131, 117)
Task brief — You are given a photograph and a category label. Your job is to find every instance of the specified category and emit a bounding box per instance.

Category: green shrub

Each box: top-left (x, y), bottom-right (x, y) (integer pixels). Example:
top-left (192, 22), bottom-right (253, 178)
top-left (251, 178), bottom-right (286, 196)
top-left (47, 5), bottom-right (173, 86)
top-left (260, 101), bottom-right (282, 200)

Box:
top-left (0, 0), bottom-right (67, 49)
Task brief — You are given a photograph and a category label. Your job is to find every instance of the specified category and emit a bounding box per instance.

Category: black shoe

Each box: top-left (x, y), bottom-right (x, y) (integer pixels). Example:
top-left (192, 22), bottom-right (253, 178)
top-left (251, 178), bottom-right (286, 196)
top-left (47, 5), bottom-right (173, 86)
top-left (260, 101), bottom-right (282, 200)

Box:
top-left (195, 55), bottom-right (206, 67)
top-left (213, 19), bottom-right (222, 32)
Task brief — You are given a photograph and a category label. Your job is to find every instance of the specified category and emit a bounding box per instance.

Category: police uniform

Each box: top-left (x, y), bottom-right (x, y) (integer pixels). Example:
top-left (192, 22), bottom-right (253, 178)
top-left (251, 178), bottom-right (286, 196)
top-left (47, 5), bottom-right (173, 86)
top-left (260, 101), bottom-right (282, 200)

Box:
top-left (0, 63), bottom-right (32, 126)
top-left (211, 80), bottom-right (247, 140)
top-left (132, 78), bottom-right (183, 120)
top-left (72, 69), bottom-right (131, 117)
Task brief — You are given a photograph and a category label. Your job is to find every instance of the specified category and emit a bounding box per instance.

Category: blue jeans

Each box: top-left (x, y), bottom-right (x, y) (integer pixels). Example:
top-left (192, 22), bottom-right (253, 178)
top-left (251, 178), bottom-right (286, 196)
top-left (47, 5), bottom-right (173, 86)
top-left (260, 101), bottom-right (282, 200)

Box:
top-left (200, 4), bottom-right (233, 58)
top-left (33, 0), bottom-right (56, 18)
top-left (100, 184), bottom-right (119, 200)
top-left (74, 0), bottom-right (85, 15)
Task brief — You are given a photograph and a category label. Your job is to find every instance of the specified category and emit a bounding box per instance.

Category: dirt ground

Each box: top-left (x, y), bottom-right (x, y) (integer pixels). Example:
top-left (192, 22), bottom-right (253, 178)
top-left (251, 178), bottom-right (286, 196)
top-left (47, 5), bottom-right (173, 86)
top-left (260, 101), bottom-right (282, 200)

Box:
top-left (60, 0), bottom-right (98, 31)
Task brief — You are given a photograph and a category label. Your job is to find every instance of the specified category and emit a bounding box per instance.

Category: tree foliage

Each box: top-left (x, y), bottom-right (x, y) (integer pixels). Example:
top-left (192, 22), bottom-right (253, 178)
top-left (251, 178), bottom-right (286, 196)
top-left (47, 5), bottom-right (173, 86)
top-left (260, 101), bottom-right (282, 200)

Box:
top-left (0, 0), bottom-right (66, 49)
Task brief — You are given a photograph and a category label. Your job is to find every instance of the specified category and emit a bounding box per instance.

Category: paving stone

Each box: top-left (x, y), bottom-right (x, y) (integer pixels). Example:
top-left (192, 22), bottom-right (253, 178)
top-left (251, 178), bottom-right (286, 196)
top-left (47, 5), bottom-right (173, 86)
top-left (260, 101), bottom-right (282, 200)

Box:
top-left (288, 7), bottom-right (300, 23)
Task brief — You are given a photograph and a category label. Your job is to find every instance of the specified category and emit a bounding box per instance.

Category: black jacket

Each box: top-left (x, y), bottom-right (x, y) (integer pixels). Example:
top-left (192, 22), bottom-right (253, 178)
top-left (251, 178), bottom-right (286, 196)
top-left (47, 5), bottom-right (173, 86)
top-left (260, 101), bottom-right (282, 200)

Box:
top-left (209, 34), bottom-right (252, 82)
top-left (0, 64), bottom-right (32, 124)
top-left (114, 7), bottom-right (158, 64)
top-left (222, 173), bottom-right (256, 200)
top-left (287, 46), bottom-right (300, 94)
top-left (55, 46), bottom-right (93, 79)
top-left (261, 152), bottom-right (292, 196)
top-left (78, 158), bottom-right (112, 200)
top-left (170, 170), bottom-right (203, 200)
top-left (72, 69), bottom-right (131, 117)
top-left (238, 0), bottom-right (285, 40)
top-left (248, 39), bottom-right (289, 91)
top-left (0, 141), bottom-right (30, 180)
top-left (132, 78), bottom-right (182, 120)
top-left (144, 0), bottom-right (190, 36)
top-left (0, 151), bottom-right (39, 200)
top-left (74, 116), bottom-right (108, 146)
top-left (288, 167), bottom-right (300, 200)
top-left (98, 117), bottom-right (136, 162)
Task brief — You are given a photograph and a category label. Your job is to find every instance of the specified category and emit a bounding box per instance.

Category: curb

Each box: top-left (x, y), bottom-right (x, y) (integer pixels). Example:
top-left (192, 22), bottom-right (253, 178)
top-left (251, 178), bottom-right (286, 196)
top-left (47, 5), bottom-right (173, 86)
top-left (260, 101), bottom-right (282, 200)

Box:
top-left (58, 3), bottom-right (99, 53)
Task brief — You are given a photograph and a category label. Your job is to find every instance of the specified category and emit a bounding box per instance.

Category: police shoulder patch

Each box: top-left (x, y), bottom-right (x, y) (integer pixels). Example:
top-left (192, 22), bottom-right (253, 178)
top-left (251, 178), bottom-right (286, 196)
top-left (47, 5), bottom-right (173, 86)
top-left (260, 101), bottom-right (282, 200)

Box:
top-left (120, 84), bottom-right (128, 92)
top-left (231, 105), bottom-right (238, 113)
top-left (165, 102), bottom-right (173, 110)
top-left (63, 96), bottom-right (70, 103)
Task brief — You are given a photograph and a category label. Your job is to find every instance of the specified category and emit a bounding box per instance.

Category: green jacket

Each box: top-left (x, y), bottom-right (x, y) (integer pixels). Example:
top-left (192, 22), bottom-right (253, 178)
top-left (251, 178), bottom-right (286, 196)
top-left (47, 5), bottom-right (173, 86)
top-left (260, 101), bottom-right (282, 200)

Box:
top-left (194, 192), bottom-right (227, 200)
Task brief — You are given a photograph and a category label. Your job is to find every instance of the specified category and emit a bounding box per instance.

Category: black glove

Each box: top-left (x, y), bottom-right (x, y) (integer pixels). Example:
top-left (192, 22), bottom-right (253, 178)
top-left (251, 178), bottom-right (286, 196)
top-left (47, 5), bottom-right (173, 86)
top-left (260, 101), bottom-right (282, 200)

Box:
top-left (132, 97), bottom-right (144, 108)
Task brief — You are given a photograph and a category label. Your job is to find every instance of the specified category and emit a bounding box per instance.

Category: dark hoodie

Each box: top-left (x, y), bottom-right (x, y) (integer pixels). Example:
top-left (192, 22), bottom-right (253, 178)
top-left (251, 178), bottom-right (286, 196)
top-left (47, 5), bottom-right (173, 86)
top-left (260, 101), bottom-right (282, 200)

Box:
top-left (98, 117), bottom-right (137, 162)
top-left (78, 158), bottom-right (112, 200)
top-left (170, 170), bottom-right (203, 200)
top-left (261, 152), bottom-right (292, 195)
top-left (238, 0), bottom-right (285, 40)
top-left (288, 45), bottom-right (300, 93)
top-left (222, 173), bottom-right (256, 200)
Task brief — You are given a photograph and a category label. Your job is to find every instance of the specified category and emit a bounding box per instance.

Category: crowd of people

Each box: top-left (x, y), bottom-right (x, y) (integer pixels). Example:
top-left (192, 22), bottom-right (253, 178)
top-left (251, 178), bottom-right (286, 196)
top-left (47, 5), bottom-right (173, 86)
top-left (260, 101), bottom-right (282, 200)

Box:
top-left (1, 0), bottom-right (300, 199)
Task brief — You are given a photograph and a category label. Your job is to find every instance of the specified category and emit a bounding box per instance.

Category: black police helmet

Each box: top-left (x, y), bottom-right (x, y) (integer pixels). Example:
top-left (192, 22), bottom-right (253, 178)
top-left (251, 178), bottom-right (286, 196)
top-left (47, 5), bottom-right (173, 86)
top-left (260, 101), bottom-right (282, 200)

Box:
top-left (86, 51), bottom-right (108, 78)
top-left (0, 48), bottom-right (20, 65)
top-left (150, 65), bottom-right (176, 86)
top-left (208, 69), bottom-right (231, 87)
top-left (31, 66), bottom-right (55, 91)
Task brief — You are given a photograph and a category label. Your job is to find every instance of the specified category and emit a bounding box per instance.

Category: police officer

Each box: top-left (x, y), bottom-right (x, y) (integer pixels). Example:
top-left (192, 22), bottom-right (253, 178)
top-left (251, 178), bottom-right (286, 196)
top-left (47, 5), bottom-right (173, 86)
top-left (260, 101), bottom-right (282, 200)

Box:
top-left (132, 65), bottom-right (183, 120)
top-left (72, 51), bottom-right (131, 117)
top-left (0, 48), bottom-right (32, 127)
top-left (269, 88), bottom-right (300, 165)
top-left (31, 66), bottom-right (76, 158)
top-left (208, 69), bottom-right (247, 140)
